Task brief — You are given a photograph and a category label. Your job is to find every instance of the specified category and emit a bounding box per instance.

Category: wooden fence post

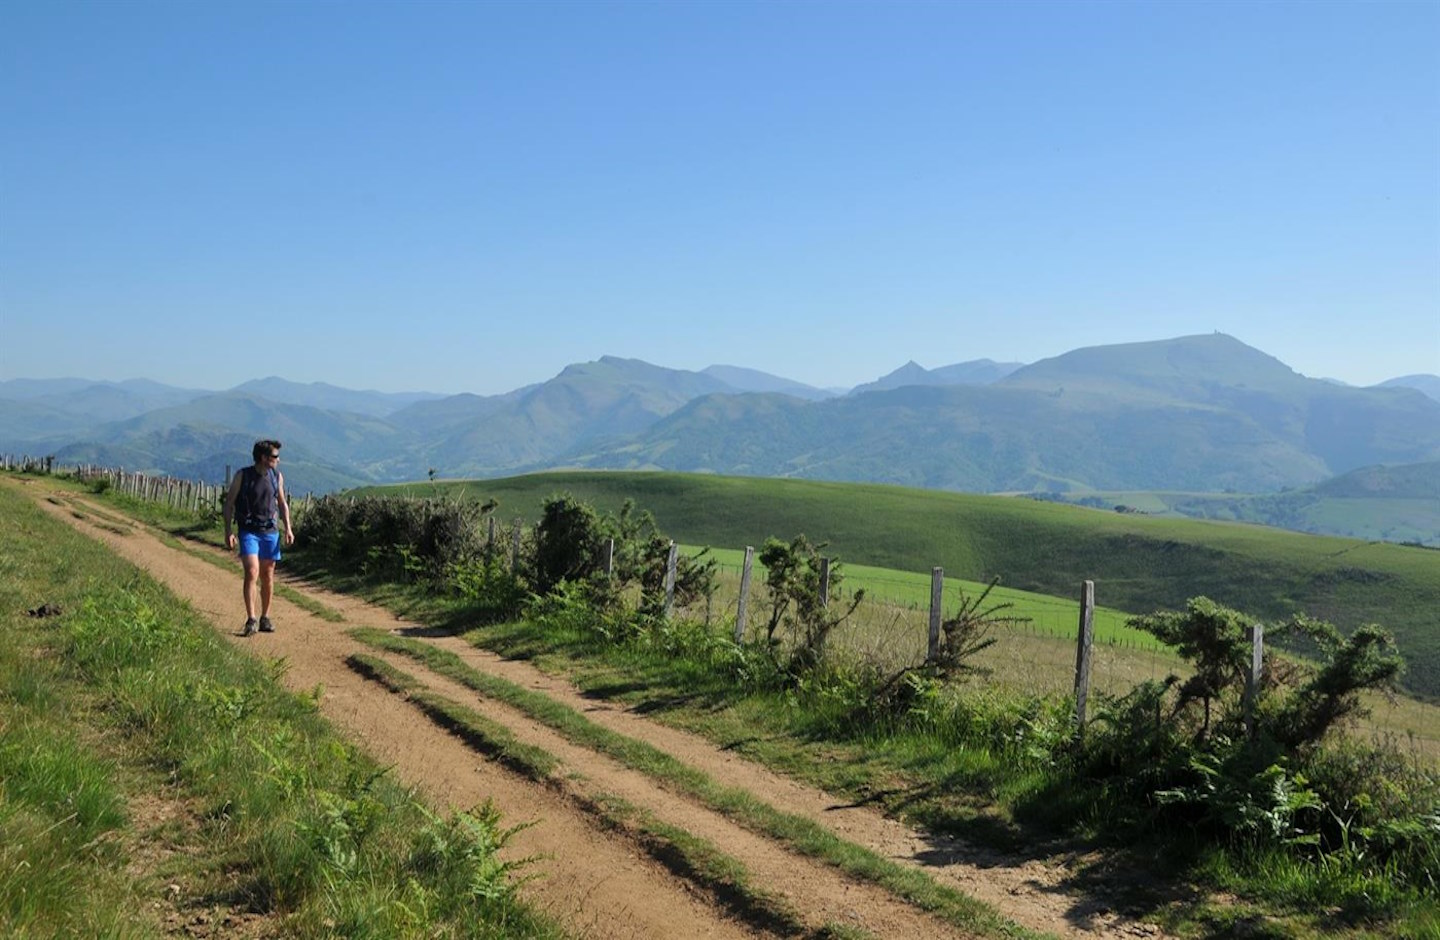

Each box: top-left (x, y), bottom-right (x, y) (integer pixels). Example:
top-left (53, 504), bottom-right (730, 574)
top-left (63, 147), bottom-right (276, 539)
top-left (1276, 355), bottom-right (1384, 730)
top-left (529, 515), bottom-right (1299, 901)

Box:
top-left (1074, 580), bottom-right (1095, 735)
top-left (927, 567), bottom-right (944, 662)
top-left (734, 546), bottom-right (754, 643)
top-left (818, 557), bottom-right (831, 608)
top-left (1244, 624), bottom-right (1264, 739)
top-left (511, 520), bottom-right (522, 572)
top-left (662, 540), bottom-right (678, 619)
top-left (603, 538), bottom-right (615, 578)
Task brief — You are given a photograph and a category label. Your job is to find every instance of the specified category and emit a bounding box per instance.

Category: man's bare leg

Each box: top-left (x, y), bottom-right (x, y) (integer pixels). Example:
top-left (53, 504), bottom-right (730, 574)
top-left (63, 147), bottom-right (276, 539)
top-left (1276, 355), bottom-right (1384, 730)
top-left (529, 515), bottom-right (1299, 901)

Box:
top-left (241, 554), bottom-right (260, 620)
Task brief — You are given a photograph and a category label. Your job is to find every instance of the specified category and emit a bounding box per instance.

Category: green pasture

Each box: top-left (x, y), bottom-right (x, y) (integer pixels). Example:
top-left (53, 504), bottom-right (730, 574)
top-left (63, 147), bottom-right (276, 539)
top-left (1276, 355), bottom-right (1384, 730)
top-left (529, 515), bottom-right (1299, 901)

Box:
top-left (681, 545), bottom-right (1188, 702)
top-left (1059, 489), bottom-right (1440, 546)
top-left (693, 544), bottom-right (1157, 645)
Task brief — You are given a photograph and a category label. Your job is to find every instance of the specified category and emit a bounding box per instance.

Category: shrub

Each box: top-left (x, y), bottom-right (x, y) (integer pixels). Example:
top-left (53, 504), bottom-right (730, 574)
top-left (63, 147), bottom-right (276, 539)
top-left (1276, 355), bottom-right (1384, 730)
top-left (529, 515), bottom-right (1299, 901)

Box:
top-left (447, 557), bottom-right (527, 622)
top-left (530, 495), bottom-right (606, 595)
top-left (297, 495), bottom-right (494, 581)
top-left (1267, 618), bottom-right (1404, 752)
top-left (757, 535), bottom-right (863, 672)
top-left (1128, 596), bottom-right (1256, 741)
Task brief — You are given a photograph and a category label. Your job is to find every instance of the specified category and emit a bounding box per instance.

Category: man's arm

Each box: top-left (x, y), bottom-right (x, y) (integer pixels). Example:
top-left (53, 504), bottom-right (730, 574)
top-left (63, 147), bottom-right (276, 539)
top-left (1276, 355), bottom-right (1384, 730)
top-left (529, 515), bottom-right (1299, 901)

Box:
top-left (276, 471), bottom-right (295, 544)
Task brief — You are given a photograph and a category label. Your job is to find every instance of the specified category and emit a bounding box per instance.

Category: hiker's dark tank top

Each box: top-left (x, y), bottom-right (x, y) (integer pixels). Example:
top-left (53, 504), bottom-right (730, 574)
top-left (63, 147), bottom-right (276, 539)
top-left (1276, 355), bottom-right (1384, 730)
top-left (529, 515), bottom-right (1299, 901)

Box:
top-left (237, 466), bottom-right (278, 532)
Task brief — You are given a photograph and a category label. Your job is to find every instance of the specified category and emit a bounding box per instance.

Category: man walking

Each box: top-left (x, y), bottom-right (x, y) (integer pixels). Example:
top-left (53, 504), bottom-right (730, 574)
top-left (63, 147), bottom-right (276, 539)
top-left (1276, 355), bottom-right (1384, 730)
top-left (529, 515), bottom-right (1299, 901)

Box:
top-left (223, 439), bottom-right (295, 636)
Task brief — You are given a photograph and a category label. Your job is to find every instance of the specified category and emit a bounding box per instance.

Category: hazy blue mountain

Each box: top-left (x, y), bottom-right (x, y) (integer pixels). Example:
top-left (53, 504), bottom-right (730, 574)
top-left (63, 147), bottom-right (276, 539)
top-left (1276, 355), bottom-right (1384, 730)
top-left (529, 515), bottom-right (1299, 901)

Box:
top-left (408, 357), bottom-right (737, 478)
top-left (700, 364), bottom-right (834, 400)
top-left (68, 392), bottom-right (414, 483)
top-left (850, 358), bottom-right (1022, 395)
top-left (931, 359), bottom-right (1025, 385)
top-left (996, 334), bottom-right (1440, 476)
top-left (0, 378), bottom-right (100, 399)
top-left (567, 335), bottom-right (1440, 493)
top-left (1054, 461), bottom-right (1440, 546)
top-left (850, 361), bottom-right (931, 395)
top-left (386, 386), bottom-right (539, 436)
top-left (569, 382), bottom-right (1338, 492)
top-left (998, 333), bottom-right (1305, 400)
top-left (1312, 459), bottom-right (1440, 499)
top-left (1378, 374), bottom-right (1440, 403)
top-left (0, 378), bottom-right (209, 421)
top-left (0, 397), bottom-right (96, 448)
top-left (53, 424), bottom-right (371, 496)
top-left (230, 377), bottom-right (444, 416)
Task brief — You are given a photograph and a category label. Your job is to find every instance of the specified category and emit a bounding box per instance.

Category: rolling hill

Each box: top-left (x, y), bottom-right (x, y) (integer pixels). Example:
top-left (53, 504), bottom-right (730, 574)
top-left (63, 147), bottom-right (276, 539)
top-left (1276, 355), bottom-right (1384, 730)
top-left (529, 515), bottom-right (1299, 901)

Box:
top-left (1057, 461), bottom-right (1440, 546)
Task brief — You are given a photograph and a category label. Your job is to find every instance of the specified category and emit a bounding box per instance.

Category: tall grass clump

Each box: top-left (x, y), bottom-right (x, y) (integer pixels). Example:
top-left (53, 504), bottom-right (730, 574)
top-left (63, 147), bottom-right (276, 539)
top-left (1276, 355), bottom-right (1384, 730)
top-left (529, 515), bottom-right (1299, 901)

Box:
top-left (64, 581), bottom-right (554, 935)
top-left (0, 712), bottom-right (130, 934)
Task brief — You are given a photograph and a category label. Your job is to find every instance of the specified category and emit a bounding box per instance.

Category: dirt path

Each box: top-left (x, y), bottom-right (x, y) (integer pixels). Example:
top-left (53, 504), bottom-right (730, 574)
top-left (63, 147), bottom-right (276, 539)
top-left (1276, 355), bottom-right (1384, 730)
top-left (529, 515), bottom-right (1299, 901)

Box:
top-left (30, 483), bottom-right (1170, 940)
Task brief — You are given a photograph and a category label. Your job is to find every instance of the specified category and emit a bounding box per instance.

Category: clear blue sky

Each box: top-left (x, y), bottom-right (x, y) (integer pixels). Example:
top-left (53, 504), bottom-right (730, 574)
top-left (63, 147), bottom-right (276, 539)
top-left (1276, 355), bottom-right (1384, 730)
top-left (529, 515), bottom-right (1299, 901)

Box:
top-left (3, 0), bottom-right (1437, 395)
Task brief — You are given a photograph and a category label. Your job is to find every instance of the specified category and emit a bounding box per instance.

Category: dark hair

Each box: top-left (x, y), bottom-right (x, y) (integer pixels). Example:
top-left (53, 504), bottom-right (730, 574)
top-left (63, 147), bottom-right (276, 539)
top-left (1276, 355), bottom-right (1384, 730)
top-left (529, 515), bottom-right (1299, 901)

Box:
top-left (252, 439), bottom-right (283, 462)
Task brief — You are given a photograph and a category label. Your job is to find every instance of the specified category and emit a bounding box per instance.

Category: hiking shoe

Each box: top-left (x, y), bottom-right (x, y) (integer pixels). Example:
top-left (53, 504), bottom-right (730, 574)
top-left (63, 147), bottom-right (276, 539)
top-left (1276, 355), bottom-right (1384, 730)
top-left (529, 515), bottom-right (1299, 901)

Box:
top-left (258, 616), bottom-right (274, 633)
top-left (242, 617), bottom-right (258, 637)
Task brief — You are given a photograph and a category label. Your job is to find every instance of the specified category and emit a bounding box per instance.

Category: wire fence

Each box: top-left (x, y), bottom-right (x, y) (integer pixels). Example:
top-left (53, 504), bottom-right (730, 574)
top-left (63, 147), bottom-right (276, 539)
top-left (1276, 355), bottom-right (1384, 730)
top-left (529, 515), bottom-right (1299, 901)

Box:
top-left (681, 558), bottom-right (1440, 763)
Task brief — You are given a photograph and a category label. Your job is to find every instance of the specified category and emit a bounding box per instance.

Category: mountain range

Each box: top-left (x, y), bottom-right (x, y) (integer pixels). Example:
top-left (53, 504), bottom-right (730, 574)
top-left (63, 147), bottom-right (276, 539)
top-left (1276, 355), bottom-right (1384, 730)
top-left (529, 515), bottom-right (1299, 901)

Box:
top-left (3, 333), bottom-right (1439, 542)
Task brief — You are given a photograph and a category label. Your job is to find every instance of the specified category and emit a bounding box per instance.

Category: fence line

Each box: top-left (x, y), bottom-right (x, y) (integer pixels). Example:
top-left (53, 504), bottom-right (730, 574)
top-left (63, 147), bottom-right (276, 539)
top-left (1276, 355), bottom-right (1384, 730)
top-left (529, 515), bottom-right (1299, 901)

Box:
top-left (2, 457), bottom-right (325, 518)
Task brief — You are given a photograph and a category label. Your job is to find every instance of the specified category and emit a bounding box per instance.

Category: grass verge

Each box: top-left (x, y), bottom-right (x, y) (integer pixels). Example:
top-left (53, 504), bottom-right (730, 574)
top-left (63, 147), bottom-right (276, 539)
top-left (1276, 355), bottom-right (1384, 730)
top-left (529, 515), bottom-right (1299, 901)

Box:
top-left (0, 479), bottom-right (558, 938)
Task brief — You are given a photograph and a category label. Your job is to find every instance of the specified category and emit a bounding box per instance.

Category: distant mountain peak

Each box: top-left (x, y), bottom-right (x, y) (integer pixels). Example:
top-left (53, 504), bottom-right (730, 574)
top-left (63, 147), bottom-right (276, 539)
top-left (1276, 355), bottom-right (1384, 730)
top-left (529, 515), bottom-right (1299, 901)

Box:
top-left (1001, 332), bottom-right (1303, 396)
top-left (851, 358), bottom-right (1021, 395)
top-left (700, 365), bottom-right (834, 400)
top-left (1378, 374), bottom-right (1440, 403)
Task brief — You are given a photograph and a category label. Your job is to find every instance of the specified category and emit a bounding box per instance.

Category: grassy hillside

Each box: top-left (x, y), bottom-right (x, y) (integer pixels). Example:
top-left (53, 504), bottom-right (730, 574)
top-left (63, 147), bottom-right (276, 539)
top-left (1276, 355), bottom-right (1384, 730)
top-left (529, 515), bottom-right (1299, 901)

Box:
top-left (1056, 461), bottom-right (1440, 546)
top-left (367, 470), bottom-right (1440, 697)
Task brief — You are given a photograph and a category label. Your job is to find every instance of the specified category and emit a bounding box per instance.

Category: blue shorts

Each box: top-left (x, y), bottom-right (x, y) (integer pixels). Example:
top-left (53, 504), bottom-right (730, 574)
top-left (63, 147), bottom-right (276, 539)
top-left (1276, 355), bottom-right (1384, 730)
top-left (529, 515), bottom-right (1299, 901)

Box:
top-left (238, 530), bottom-right (282, 562)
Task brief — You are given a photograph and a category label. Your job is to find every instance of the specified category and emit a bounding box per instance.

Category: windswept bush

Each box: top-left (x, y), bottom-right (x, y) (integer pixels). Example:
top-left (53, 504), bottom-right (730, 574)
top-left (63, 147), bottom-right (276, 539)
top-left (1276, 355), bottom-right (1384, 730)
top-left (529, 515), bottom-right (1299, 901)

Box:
top-left (757, 535), bottom-right (863, 672)
top-left (530, 495), bottom-right (607, 595)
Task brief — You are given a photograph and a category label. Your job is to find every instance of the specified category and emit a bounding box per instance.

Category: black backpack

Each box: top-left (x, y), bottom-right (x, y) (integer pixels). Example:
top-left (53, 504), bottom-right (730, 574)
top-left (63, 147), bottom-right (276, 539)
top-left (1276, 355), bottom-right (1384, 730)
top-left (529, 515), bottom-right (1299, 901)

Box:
top-left (236, 466), bottom-right (279, 530)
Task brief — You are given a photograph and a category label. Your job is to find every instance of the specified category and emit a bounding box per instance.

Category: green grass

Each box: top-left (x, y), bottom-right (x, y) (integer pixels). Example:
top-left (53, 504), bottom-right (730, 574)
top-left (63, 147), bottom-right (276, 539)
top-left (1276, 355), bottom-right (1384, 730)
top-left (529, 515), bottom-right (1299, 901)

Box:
top-left (363, 471), bottom-right (1440, 698)
top-left (696, 545), bottom-right (1158, 643)
top-left (0, 478), bottom-right (560, 939)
